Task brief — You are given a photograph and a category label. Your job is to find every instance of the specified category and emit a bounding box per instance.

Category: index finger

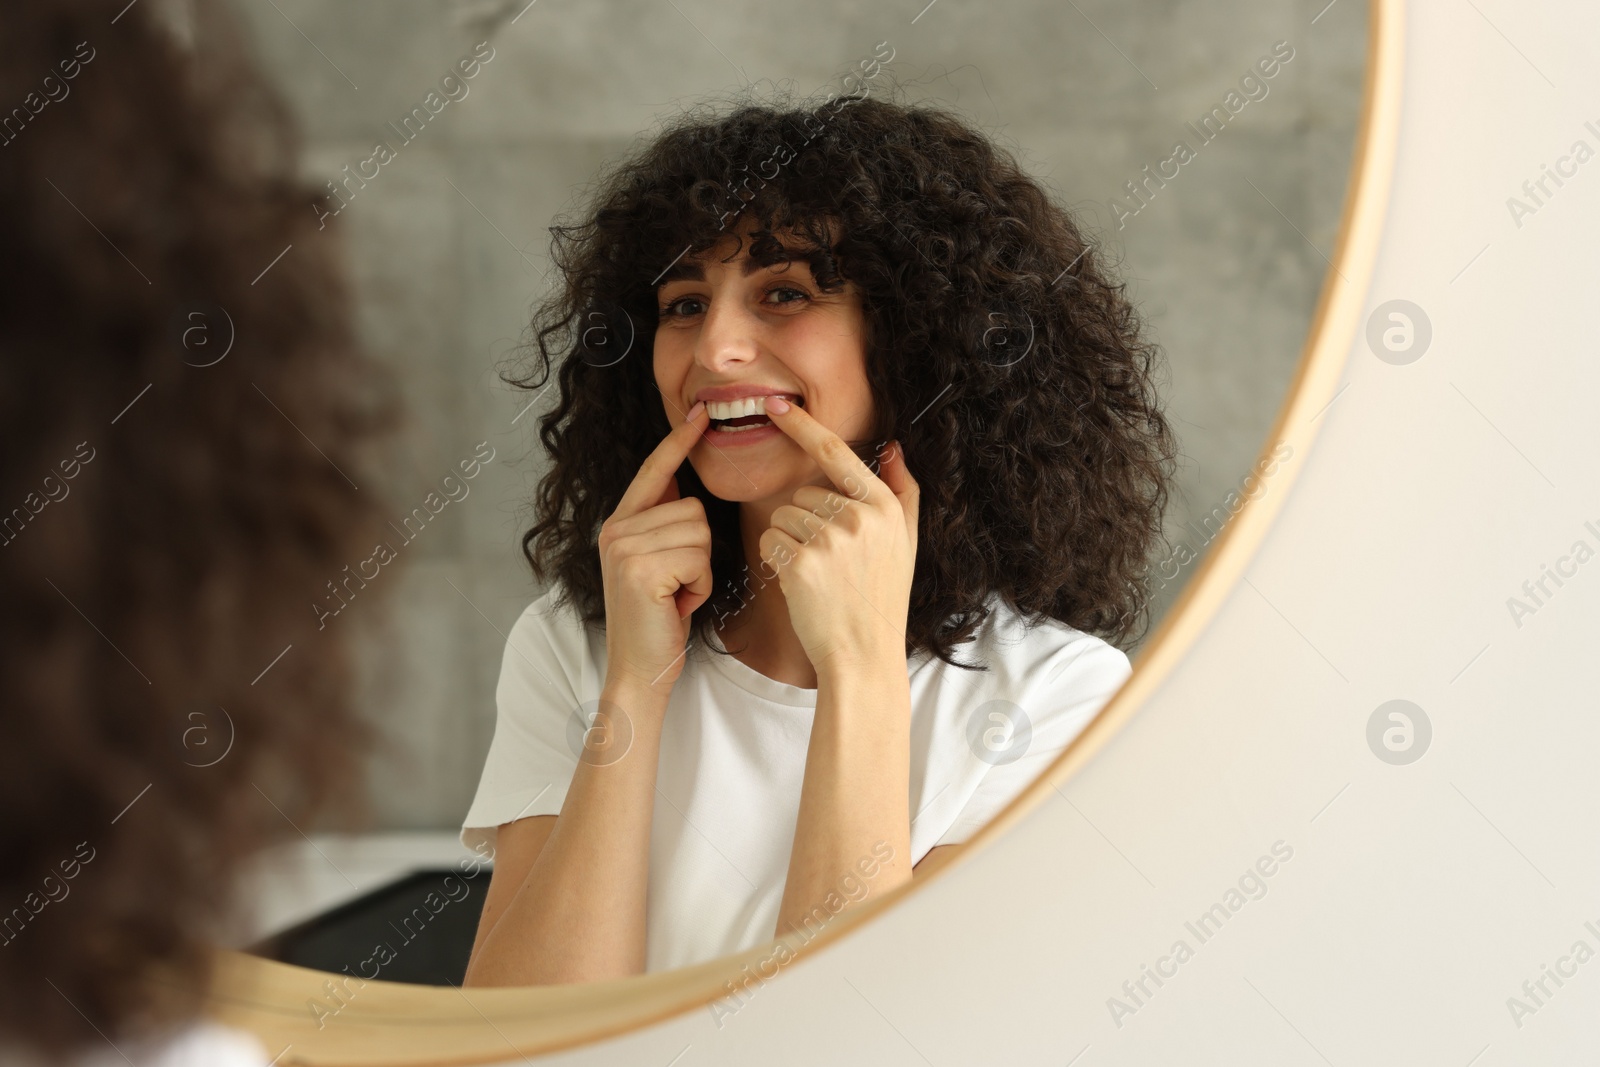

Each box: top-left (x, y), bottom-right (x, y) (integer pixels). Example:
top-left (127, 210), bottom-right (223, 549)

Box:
top-left (763, 397), bottom-right (882, 503)
top-left (613, 399), bottom-right (709, 520)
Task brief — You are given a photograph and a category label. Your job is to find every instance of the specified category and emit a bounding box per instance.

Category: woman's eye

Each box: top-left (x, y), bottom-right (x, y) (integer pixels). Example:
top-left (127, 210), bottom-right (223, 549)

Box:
top-left (659, 296), bottom-right (704, 319)
top-left (766, 286), bottom-right (810, 306)
top-left (658, 287), bottom-right (809, 319)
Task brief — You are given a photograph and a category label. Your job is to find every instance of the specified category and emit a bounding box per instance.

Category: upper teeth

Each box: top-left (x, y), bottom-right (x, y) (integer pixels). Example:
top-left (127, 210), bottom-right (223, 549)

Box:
top-left (705, 396), bottom-right (792, 420)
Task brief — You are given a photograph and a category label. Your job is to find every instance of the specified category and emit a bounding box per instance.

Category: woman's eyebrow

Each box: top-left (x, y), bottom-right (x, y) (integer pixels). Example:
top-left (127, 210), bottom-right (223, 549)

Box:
top-left (656, 247), bottom-right (821, 287)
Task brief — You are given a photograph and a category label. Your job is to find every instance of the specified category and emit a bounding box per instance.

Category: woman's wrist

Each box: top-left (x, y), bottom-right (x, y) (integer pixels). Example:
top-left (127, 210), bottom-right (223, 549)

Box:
top-left (540, 673), bottom-right (672, 777)
top-left (600, 671), bottom-right (674, 723)
top-left (813, 638), bottom-right (908, 690)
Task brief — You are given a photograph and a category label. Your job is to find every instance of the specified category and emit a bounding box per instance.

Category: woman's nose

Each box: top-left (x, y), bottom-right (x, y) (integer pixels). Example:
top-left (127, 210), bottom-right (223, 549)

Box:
top-left (694, 293), bottom-right (761, 371)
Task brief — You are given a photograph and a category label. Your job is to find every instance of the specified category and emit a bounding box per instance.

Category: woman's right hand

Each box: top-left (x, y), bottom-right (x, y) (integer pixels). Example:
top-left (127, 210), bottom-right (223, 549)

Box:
top-left (597, 400), bottom-right (713, 692)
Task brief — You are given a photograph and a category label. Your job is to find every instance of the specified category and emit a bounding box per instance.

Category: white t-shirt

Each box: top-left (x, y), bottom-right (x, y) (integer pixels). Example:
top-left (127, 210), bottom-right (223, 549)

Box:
top-left (462, 582), bottom-right (1132, 973)
top-left (5, 1022), bottom-right (268, 1067)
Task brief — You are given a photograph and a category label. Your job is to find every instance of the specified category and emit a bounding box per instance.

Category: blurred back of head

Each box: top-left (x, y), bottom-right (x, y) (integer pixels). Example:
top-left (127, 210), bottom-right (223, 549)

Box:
top-left (0, 0), bottom-right (397, 1059)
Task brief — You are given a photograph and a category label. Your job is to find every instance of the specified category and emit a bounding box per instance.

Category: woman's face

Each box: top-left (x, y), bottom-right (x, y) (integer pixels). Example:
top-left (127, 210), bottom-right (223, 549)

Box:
top-left (652, 225), bottom-right (874, 503)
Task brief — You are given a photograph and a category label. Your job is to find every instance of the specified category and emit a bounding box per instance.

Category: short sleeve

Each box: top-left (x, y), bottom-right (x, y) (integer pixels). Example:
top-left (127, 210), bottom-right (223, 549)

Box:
top-left (460, 585), bottom-right (594, 856)
top-left (934, 634), bottom-right (1133, 846)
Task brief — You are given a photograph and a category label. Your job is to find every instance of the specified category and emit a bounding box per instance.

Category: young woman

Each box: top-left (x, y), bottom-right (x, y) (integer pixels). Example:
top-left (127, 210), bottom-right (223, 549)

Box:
top-left (462, 86), bottom-right (1176, 985)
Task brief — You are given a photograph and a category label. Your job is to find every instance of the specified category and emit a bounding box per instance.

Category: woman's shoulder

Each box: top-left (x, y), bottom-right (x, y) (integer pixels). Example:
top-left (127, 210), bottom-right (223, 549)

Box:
top-left (497, 579), bottom-right (606, 693)
top-left (4, 1021), bottom-right (268, 1067)
top-left (931, 591), bottom-right (1133, 690)
top-left (508, 580), bottom-right (601, 644)
top-left (136, 1023), bottom-right (268, 1067)
top-left (517, 577), bottom-right (586, 624)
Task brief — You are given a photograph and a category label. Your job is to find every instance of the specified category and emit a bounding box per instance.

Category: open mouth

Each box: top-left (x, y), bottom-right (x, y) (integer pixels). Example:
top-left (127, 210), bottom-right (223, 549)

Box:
top-left (705, 394), bottom-right (803, 433)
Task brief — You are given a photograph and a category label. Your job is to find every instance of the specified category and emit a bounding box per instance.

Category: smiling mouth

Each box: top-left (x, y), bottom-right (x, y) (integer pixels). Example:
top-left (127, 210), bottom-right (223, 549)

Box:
top-left (705, 394), bottom-right (803, 432)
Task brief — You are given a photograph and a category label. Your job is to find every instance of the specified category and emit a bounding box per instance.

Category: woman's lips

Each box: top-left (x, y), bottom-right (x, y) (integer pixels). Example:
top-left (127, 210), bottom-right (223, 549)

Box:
top-left (688, 393), bottom-right (804, 448)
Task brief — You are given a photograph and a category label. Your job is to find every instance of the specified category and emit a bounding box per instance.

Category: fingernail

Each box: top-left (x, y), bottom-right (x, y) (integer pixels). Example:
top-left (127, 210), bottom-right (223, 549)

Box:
top-left (687, 400), bottom-right (706, 420)
top-left (765, 396), bottom-right (790, 414)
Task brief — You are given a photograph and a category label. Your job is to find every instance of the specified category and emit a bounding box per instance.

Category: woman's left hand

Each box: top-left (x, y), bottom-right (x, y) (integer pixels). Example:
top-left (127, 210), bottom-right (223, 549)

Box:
top-left (758, 398), bottom-right (919, 675)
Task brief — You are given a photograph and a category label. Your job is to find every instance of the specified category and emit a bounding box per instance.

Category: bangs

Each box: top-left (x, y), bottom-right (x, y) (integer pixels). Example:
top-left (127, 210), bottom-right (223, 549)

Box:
top-left (650, 180), bottom-right (850, 298)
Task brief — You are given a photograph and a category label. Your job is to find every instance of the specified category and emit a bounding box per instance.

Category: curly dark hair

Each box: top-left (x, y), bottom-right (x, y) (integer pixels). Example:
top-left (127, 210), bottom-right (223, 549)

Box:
top-left (510, 77), bottom-right (1177, 669)
top-left (0, 0), bottom-right (396, 1060)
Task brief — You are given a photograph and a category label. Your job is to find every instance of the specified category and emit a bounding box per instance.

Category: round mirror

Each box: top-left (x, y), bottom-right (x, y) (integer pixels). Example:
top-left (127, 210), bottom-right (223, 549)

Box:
top-left (192, 0), bottom-right (1391, 1060)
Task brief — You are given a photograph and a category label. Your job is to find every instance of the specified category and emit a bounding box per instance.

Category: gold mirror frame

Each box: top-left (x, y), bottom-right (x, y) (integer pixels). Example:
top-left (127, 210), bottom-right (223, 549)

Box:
top-left (207, 3), bottom-right (1404, 1061)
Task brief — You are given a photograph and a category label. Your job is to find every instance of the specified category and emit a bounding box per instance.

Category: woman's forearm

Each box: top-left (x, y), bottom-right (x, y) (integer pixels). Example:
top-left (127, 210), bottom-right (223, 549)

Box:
top-left (775, 648), bottom-right (913, 937)
top-left (464, 677), bottom-right (669, 985)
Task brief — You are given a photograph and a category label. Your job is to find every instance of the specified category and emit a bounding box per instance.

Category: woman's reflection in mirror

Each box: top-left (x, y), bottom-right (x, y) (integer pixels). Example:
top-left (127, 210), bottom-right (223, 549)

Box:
top-left (464, 83), bottom-right (1178, 985)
